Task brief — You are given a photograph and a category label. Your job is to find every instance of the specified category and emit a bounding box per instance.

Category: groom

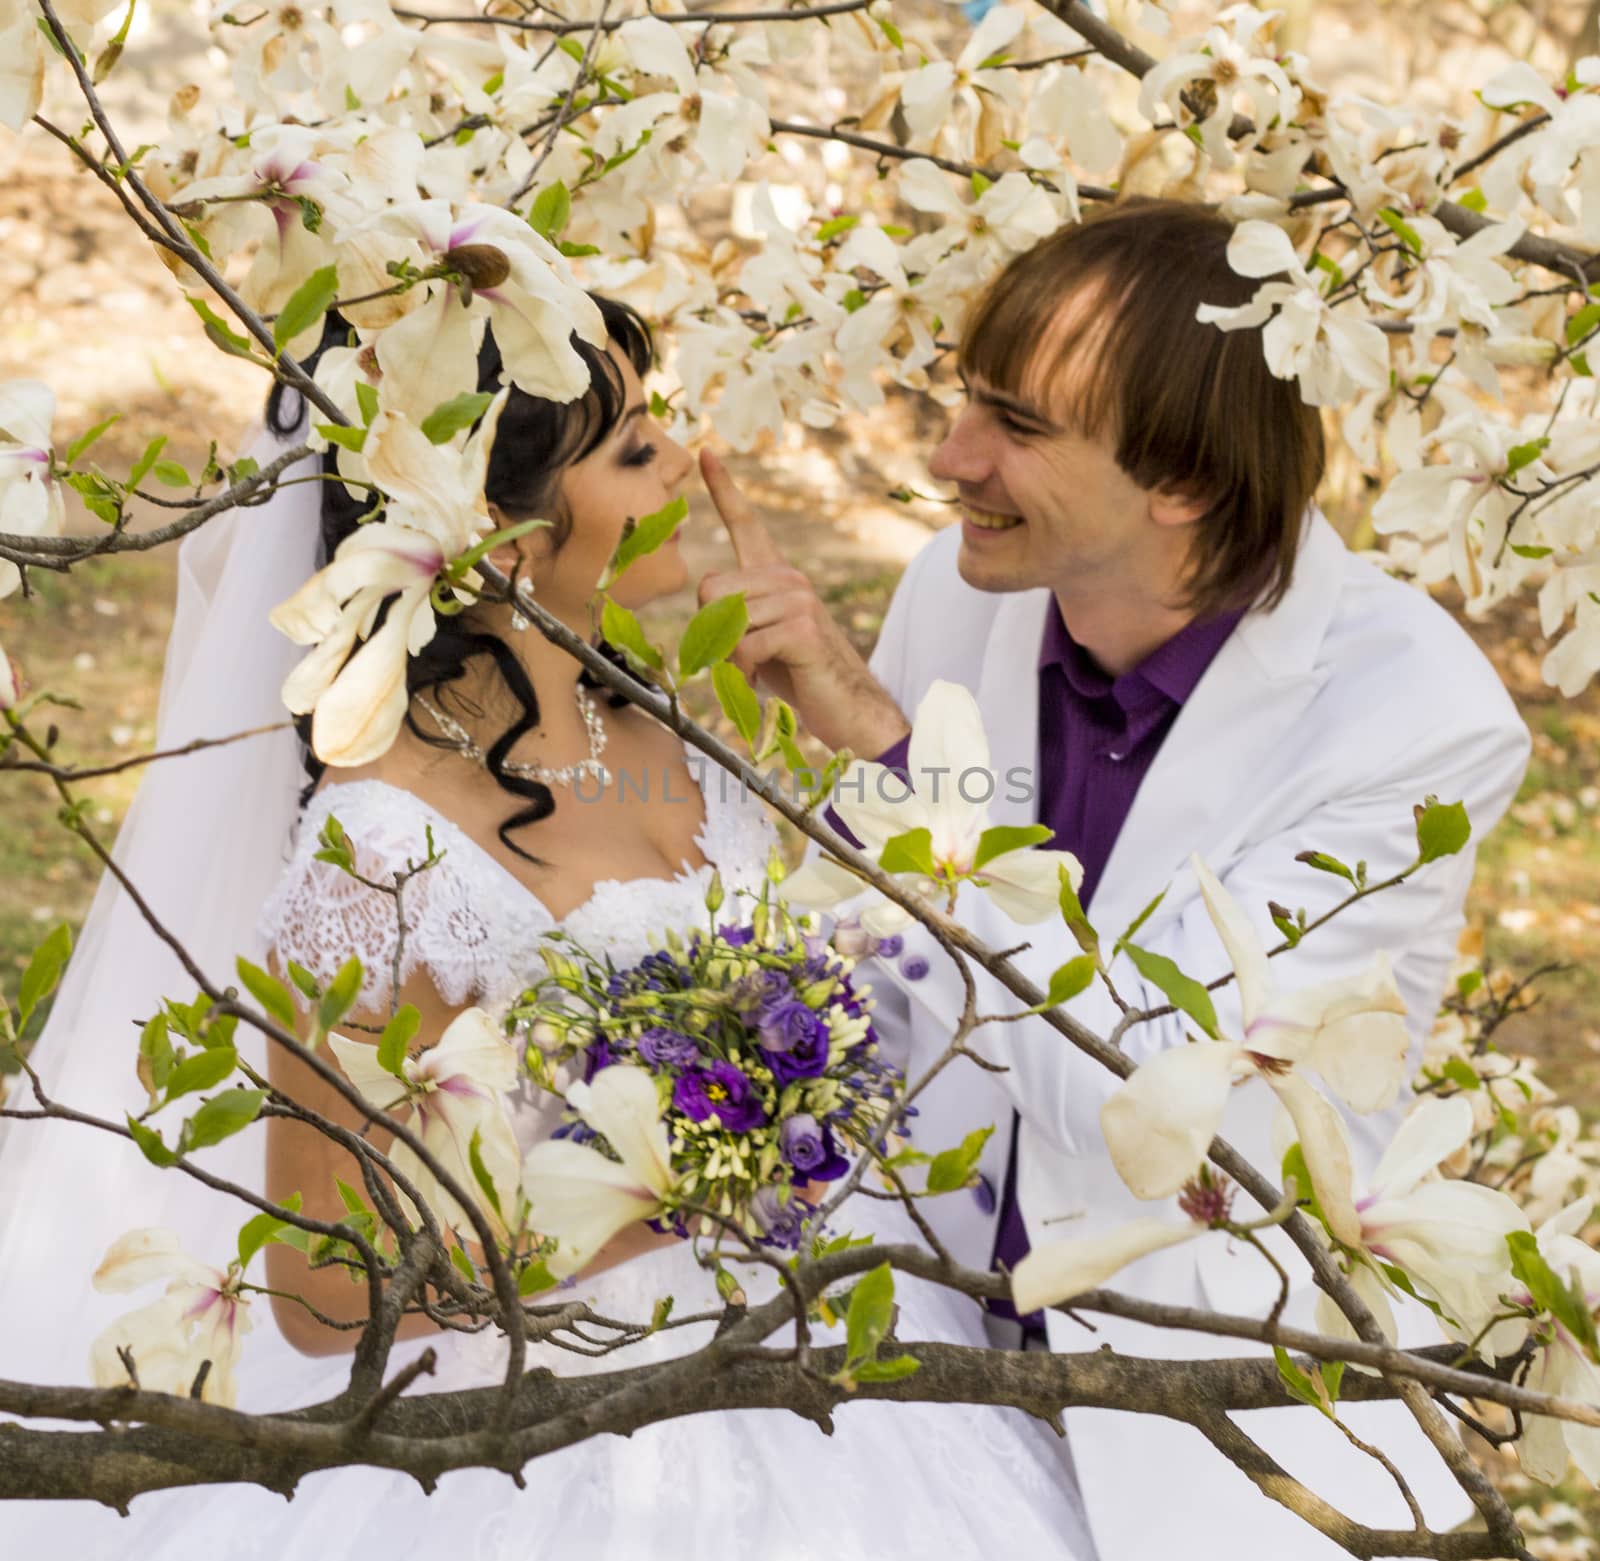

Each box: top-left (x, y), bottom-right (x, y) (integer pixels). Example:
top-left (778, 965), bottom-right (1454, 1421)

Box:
top-left (698, 197), bottom-right (1531, 1559)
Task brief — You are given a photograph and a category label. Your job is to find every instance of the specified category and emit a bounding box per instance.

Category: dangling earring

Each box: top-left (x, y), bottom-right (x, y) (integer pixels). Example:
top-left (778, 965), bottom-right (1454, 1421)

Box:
top-left (510, 579), bottom-right (533, 633)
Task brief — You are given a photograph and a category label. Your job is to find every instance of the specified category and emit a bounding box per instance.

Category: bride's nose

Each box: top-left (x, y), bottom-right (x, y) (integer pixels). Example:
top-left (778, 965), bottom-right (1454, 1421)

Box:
top-left (663, 432), bottom-right (694, 489)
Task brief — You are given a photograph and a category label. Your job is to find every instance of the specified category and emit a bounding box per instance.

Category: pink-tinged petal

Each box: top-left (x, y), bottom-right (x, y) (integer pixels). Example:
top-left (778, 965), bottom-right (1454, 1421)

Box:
top-left (1100, 1041), bottom-right (1242, 1201)
top-left (1012, 1218), bottom-right (1199, 1314)
top-left (1271, 1071), bottom-right (1361, 1246)
top-left (0, 380), bottom-right (57, 450)
top-left (566, 1065), bottom-right (674, 1196)
top-left (979, 848), bottom-right (1085, 925)
top-left (372, 291), bottom-right (484, 426)
top-left (1189, 855), bottom-right (1273, 1030)
top-left (428, 1007), bottom-right (519, 1095)
top-left (522, 1139), bottom-right (666, 1276)
top-left (277, 597), bottom-right (365, 715)
top-left (89, 1292), bottom-right (207, 1396)
top-left (1370, 1095), bottom-right (1474, 1200)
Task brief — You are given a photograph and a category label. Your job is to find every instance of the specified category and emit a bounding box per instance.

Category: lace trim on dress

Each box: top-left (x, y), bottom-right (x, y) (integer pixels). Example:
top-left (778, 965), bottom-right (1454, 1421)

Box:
top-left (255, 743), bottom-right (776, 1018)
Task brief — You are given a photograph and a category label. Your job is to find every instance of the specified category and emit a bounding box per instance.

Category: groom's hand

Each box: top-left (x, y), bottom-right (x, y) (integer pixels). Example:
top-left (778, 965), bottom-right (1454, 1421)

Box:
top-left (697, 449), bottom-right (910, 759)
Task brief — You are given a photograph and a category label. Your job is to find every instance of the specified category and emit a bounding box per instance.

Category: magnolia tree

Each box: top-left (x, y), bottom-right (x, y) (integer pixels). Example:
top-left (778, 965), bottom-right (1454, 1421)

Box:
top-left (2, 0), bottom-right (1600, 1554)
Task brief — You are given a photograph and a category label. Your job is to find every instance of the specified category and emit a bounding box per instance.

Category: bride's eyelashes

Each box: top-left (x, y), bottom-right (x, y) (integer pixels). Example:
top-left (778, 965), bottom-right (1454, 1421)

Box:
top-left (620, 440), bottom-right (658, 469)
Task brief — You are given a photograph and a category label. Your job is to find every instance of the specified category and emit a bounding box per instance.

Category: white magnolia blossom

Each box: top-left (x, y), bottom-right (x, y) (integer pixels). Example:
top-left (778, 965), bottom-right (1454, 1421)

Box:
top-left (1100, 854), bottom-right (1409, 1218)
top-left (0, 380), bottom-right (65, 599)
top-left (1361, 214), bottom-right (1525, 341)
top-left (1312, 1096), bottom-right (1529, 1348)
top-left (89, 1229), bottom-right (252, 1407)
top-left (783, 679), bottom-right (1085, 932)
top-left (1515, 1197), bottom-right (1600, 1484)
top-left (271, 391), bottom-right (508, 766)
top-left (1479, 61), bottom-right (1600, 241)
top-left (1136, 4), bottom-right (1299, 170)
top-left (1538, 551), bottom-right (1600, 697)
top-left (329, 1007), bottom-right (524, 1239)
top-left (522, 1064), bottom-right (677, 1277)
top-left (1197, 220), bottom-right (1391, 406)
top-left (0, 0), bottom-right (124, 130)
top-left (897, 5), bottom-right (1027, 163)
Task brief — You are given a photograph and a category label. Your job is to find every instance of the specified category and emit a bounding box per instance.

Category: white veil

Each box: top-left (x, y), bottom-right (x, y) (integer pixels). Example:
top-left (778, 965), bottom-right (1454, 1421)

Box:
top-left (0, 422), bottom-right (324, 1410)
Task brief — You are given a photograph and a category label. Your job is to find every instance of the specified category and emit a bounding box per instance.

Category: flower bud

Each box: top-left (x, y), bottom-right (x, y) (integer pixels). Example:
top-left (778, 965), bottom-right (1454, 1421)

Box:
top-left (705, 870), bottom-right (725, 915)
top-left (444, 243), bottom-right (512, 291)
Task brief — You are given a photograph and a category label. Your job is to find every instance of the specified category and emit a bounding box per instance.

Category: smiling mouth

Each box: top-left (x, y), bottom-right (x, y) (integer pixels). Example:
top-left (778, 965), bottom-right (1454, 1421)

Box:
top-left (963, 506), bottom-right (1024, 532)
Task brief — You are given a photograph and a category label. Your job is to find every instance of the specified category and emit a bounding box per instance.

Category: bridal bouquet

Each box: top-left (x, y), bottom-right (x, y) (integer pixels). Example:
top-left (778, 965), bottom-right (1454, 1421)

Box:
top-left (508, 877), bottom-right (904, 1268)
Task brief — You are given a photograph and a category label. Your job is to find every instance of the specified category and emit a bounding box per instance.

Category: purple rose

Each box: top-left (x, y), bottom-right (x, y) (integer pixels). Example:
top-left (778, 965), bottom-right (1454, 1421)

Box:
top-left (718, 923), bottom-right (756, 947)
top-left (765, 1021), bottom-right (830, 1082)
top-left (638, 1026), bottom-right (699, 1067)
top-left (672, 1060), bottom-right (767, 1133)
top-left (757, 996), bottom-right (826, 1054)
top-left (779, 1114), bottom-right (850, 1181)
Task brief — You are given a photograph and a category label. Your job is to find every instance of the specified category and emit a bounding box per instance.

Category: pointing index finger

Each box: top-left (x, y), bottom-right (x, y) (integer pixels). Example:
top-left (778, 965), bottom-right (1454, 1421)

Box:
top-left (700, 448), bottom-right (785, 569)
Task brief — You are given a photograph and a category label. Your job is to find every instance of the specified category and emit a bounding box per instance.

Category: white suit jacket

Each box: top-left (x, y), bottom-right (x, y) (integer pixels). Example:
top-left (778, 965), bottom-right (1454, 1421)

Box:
top-left (855, 515), bottom-right (1530, 1560)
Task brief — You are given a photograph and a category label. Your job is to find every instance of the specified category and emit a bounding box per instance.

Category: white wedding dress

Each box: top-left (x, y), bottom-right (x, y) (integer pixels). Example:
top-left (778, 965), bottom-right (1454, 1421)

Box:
top-left (63, 758), bottom-right (1093, 1561)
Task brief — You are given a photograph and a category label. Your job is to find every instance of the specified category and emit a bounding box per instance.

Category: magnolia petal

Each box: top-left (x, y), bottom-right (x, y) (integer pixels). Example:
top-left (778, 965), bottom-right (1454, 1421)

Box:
top-left (1012, 1218), bottom-right (1199, 1314)
top-left (1226, 219), bottom-right (1302, 280)
top-left (1314, 1259), bottom-right (1398, 1351)
top-left (620, 14), bottom-right (697, 95)
top-left (1370, 1095), bottom-right (1475, 1200)
top-left (92, 1228), bottom-right (213, 1294)
top-left (1291, 953), bottom-right (1410, 1114)
top-left (1271, 1071), bottom-right (1361, 1246)
top-left (309, 588), bottom-right (429, 766)
top-left (1189, 854), bottom-right (1273, 1029)
top-left (567, 1064), bottom-right (674, 1195)
top-left (833, 760), bottom-right (932, 857)
top-left (522, 1138), bottom-right (666, 1276)
top-left (329, 1032), bottom-right (412, 1113)
top-left (0, 19), bottom-right (45, 133)
top-left (89, 1292), bottom-right (207, 1395)
top-left (979, 848), bottom-right (1085, 925)
top-left (430, 1006), bottom-right (520, 1095)
top-left (0, 380), bottom-right (57, 450)
top-left (278, 598), bottom-right (365, 716)
top-left (373, 290), bottom-right (484, 426)
top-left (1100, 1041), bottom-right (1241, 1200)
top-left (780, 856), bottom-right (864, 911)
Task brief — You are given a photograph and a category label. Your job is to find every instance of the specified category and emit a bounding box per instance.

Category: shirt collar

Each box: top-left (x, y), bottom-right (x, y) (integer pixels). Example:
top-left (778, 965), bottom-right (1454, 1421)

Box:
top-left (1038, 597), bottom-right (1245, 712)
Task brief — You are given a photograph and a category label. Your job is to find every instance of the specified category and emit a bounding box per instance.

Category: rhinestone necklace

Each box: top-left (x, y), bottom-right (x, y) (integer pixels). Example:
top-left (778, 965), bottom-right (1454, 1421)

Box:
top-left (417, 683), bottom-right (612, 790)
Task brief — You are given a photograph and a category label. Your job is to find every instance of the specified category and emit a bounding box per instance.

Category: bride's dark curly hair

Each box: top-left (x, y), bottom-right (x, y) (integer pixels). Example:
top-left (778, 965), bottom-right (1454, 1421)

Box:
top-left (265, 294), bottom-right (653, 862)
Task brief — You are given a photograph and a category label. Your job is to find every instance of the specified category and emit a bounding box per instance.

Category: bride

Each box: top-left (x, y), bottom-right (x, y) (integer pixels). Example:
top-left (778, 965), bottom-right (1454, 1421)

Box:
top-left (0, 300), bottom-right (1095, 1560)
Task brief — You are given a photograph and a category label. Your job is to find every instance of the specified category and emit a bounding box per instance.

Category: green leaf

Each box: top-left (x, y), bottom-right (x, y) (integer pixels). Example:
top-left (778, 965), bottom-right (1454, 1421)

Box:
top-left (139, 1012), bottom-right (173, 1096)
top-left (1116, 888), bottom-right (1166, 950)
top-left (1574, 351), bottom-right (1594, 377)
top-left (420, 391), bottom-right (494, 445)
top-left (127, 1113), bottom-right (179, 1167)
top-left (1273, 1345), bottom-right (1335, 1419)
top-left (528, 180), bottom-right (572, 240)
top-left (517, 1258), bottom-right (557, 1296)
top-left (64, 414), bottom-right (120, 466)
top-left (317, 956), bottom-right (364, 1034)
top-left (150, 459), bottom-right (192, 487)
top-left (1441, 1055), bottom-right (1481, 1091)
top-left (335, 1178), bottom-right (371, 1217)
top-left (185, 1087), bottom-right (266, 1151)
top-left (844, 1261), bottom-right (896, 1366)
top-left (1376, 207), bottom-right (1423, 256)
top-left (238, 1191), bottom-right (302, 1270)
top-left (273, 264), bottom-right (339, 353)
top-left (969, 170), bottom-right (993, 198)
top-left (678, 593), bottom-right (749, 680)
top-left (879, 827), bottom-right (935, 877)
top-left (606, 493), bottom-right (688, 584)
top-left (317, 422), bottom-right (367, 453)
top-left (1414, 798), bottom-right (1471, 864)
top-left (447, 517), bottom-right (547, 581)
top-left (354, 379), bottom-right (379, 426)
top-left (1296, 849), bottom-right (1356, 885)
top-left (600, 598), bottom-right (666, 676)
top-left (1322, 1358), bottom-right (1345, 1407)
top-left (126, 434), bottom-right (168, 490)
top-left (1508, 1231), bottom-right (1600, 1361)
top-left (1457, 186), bottom-right (1488, 213)
top-left (852, 1353), bottom-right (921, 1381)
top-left (712, 660), bottom-right (761, 749)
top-left (816, 214), bottom-right (859, 242)
top-left (1280, 1142), bottom-right (1331, 1232)
top-left (467, 1126), bottom-right (504, 1218)
top-left (971, 823), bottom-right (1053, 872)
top-left (187, 295), bottom-right (257, 359)
top-left (17, 923), bottom-right (71, 1032)
top-left (1123, 943), bottom-right (1218, 1037)
top-left (1042, 954), bottom-right (1097, 1008)
top-left (286, 960), bottom-right (320, 1002)
top-left (449, 1243), bottom-right (476, 1282)
top-left (1510, 542), bottom-right (1553, 559)
top-left (1057, 868), bottom-right (1099, 960)
top-left (1504, 437), bottom-right (1549, 477)
top-left (927, 1124), bottom-right (993, 1195)
top-left (377, 1003), bottom-right (420, 1078)
top-left (1567, 302), bottom-right (1600, 345)
top-left (164, 1044), bottom-right (239, 1102)
top-left (236, 957), bottom-right (297, 1030)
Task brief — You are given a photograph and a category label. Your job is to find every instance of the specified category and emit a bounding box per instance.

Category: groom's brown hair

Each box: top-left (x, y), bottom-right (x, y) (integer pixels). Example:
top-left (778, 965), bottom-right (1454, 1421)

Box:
top-left (959, 198), bottom-right (1324, 618)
